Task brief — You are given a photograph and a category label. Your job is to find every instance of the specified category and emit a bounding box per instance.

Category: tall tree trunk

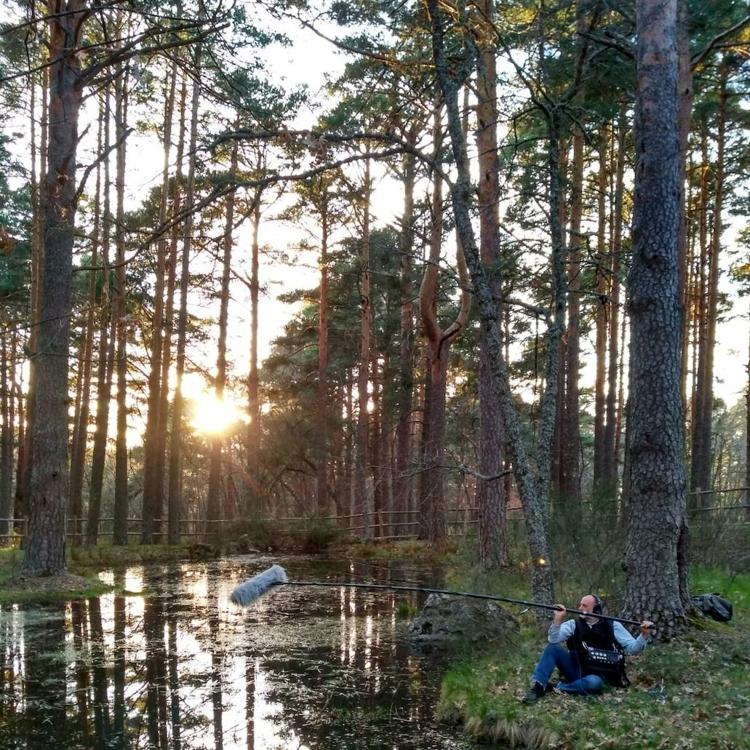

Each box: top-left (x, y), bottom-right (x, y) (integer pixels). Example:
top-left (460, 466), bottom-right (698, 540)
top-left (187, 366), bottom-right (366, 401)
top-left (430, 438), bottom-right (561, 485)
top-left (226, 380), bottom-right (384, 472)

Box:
top-left (167, 52), bottom-right (201, 543)
top-left (690, 128), bottom-right (710, 499)
top-left (246, 193), bottom-right (262, 516)
top-left (691, 66), bottom-right (728, 501)
top-left (677, 0), bottom-right (695, 413)
top-left (141, 65), bottom-right (177, 543)
top-left (394, 134), bottom-right (416, 538)
top-left (69, 137), bottom-right (101, 541)
top-left (18, 66), bottom-right (48, 528)
top-left (603, 109), bottom-right (626, 487)
top-left (164, 74), bottom-right (187, 545)
top-left (0, 335), bottom-right (12, 538)
top-left (22, 2), bottom-right (87, 574)
top-left (206, 135), bottom-right (239, 530)
top-left (623, 0), bottom-right (688, 635)
top-left (562, 126), bottom-right (583, 502)
top-left (371, 351), bottom-right (384, 538)
top-left (419, 100), bottom-right (472, 544)
top-left (112, 62), bottom-right (130, 546)
top-left (475, 1), bottom-right (508, 567)
top-left (593, 125), bottom-right (609, 489)
top-left (86, 90), bottom-right (115, 548)
top-left (354, 158), bottom-right (372, 537)
top-left (316, 197), bottom-right (330, 515)
top-left (746, 316), bottom-right (750, 522)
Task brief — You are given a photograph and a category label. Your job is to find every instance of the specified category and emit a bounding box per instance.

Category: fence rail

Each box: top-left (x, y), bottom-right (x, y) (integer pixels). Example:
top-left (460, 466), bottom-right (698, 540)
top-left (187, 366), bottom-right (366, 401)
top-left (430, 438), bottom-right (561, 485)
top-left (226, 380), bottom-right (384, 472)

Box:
top-left (1, 486), bottom-right (748, 547)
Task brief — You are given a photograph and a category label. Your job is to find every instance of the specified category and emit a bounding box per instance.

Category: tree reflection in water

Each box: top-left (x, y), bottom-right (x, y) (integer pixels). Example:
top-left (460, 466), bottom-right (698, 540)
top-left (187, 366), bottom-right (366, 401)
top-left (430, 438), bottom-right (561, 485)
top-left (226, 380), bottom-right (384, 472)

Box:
top-left (0, 557), bottom-right (470, 749)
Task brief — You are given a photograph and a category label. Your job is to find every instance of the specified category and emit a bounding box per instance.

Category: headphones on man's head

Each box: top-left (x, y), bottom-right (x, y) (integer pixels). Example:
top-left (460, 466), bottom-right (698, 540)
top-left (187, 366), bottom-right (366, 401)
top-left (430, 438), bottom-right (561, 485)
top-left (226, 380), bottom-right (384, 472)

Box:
top-left (591, 594), bottom-right (603, 615)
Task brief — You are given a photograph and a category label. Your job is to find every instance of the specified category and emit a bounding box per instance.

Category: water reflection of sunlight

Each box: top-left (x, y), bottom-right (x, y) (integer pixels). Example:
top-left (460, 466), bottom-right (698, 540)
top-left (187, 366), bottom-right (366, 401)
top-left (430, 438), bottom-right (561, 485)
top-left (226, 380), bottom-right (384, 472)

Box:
top-left (0, 560), bottom-right (469, 750)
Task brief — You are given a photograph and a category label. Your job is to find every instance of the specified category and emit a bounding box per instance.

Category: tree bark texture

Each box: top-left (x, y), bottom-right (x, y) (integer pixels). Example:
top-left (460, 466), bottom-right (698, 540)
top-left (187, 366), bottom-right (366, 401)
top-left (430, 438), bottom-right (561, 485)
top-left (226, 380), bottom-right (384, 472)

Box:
top-left (623, 0), bottom-right (688, 634)
top-left (22, 1), bottom-right (88, 575)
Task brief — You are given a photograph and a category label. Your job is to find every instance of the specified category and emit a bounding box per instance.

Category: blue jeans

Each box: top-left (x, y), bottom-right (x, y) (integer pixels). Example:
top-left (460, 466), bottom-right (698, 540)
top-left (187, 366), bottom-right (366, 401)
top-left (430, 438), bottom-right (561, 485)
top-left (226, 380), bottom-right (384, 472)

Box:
top-left (531, 643), bottom-right (604, 696)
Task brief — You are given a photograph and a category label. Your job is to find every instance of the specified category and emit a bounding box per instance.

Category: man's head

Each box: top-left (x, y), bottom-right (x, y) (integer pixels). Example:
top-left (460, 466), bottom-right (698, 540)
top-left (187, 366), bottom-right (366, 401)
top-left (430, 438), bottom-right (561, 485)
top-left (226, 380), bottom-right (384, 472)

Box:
top-left (578, 594), bottom-right (602, 620)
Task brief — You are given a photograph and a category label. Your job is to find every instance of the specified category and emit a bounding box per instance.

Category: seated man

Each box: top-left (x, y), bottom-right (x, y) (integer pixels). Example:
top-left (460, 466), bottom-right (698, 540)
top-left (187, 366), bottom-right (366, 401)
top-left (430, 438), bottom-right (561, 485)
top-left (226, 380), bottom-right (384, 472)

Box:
top-left (522, 594), bottom-right (653, 703)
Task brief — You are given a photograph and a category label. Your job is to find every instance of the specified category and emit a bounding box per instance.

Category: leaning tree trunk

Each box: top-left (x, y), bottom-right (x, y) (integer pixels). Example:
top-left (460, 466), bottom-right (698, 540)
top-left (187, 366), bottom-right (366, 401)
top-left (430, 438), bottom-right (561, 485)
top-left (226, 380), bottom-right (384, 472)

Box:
top-left (428, 0), bottom-right (554, 606)
top-left (22, 1), bottom-right (87, 575)
top-left (622, 0), bottom-right (688, 636)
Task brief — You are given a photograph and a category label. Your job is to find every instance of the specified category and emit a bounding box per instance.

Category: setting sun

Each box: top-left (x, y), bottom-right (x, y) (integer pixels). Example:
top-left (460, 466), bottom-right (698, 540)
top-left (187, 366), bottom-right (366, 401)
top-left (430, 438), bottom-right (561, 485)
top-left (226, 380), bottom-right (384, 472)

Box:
top-left (189, 389), bottom-right (245, 435)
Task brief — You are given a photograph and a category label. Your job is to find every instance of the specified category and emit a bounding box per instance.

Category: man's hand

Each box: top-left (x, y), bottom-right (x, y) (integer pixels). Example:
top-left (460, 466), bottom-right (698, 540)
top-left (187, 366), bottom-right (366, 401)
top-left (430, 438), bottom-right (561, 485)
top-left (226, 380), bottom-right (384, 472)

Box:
top-left (640, 620), bottom-right (654, 637)
top-left (553, 604), bottom-right (566, 625)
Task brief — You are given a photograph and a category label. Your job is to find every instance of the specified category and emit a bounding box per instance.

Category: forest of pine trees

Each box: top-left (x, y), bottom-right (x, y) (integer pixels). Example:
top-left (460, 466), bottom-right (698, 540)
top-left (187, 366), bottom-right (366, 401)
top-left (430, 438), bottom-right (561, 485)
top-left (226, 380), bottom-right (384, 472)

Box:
top-left (1, 0), bottom-right (749, 627)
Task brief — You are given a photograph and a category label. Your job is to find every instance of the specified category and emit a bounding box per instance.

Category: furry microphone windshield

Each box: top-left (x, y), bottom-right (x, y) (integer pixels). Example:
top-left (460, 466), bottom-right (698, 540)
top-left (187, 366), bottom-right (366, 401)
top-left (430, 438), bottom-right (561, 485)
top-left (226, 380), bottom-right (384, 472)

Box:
top-left (230, 564), bottom-right (289, 606)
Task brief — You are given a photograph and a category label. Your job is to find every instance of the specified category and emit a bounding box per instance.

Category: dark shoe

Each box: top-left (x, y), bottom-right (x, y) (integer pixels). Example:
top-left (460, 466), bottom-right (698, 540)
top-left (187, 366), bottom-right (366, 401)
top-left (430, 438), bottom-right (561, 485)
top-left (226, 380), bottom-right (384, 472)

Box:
top-left (521, 682), bottom-right (546, 704)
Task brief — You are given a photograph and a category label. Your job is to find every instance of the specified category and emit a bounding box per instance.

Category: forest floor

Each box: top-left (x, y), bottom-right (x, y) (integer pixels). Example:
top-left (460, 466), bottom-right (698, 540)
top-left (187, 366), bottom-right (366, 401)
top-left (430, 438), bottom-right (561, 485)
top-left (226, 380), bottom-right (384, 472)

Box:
top-left (435, 565), bottom-right (750, 750)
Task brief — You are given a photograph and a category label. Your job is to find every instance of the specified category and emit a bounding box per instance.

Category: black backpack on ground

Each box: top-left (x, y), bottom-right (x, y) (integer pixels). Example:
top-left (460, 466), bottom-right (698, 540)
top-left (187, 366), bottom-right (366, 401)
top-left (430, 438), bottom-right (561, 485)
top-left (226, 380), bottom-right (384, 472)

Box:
top-left (691, 593), bottom-right (733, 622)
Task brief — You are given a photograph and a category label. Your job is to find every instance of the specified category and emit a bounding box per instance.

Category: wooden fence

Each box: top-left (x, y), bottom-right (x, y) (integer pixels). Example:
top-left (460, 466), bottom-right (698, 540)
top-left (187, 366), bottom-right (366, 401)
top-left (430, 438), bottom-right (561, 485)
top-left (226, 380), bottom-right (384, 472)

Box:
top-left (1, 487), bottom-right (748, 548)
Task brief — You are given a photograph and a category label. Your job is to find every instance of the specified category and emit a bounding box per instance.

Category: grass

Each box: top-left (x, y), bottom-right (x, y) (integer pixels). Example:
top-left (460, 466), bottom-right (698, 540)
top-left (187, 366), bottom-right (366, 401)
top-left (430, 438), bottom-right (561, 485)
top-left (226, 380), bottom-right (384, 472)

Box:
top-left (436, 566), bottom-right (750, 750)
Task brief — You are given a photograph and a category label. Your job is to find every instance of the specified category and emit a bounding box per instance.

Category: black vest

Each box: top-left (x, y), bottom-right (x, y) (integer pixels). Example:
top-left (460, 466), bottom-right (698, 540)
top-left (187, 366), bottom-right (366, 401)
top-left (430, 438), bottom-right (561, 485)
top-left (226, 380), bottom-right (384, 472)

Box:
top-left (567, 617), bottom-right (629, 686)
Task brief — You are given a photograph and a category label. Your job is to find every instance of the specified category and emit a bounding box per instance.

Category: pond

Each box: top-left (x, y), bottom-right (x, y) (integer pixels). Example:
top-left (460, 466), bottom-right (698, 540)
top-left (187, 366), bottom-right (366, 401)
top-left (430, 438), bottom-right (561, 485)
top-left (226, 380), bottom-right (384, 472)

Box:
top-left (0, 555), bottom-right (474, 749)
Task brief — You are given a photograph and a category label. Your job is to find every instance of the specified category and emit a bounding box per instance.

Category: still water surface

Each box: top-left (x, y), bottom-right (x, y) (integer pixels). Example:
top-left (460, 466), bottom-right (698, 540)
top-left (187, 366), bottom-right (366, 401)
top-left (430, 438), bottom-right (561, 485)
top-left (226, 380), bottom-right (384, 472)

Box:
top-left (0, 555), bottom-right (473, 749)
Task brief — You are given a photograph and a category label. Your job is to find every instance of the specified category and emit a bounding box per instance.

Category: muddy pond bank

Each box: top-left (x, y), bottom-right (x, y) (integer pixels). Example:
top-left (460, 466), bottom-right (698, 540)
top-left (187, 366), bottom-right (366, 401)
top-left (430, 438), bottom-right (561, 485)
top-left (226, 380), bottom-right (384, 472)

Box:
top-left (0, 555), bottom-right (474, 749)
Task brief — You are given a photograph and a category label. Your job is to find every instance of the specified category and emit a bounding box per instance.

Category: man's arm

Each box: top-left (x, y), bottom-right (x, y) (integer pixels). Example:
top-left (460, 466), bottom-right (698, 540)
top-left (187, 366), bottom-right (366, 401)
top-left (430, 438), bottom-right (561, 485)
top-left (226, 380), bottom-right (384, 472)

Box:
top-left (613, 621), bottom-right (649, 654)
top-left (548, 619), bottom-right (576, 643)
